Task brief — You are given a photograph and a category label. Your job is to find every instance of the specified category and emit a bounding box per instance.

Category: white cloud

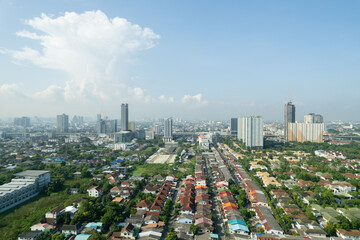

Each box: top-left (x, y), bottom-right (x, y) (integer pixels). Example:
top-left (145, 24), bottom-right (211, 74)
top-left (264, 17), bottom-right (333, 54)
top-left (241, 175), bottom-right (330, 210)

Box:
top-left (0, 83), bottom-right (20, 95)
top-left (10, 10), bottom-right (160, 102)
top-left (181, 93), bottom-right (208, 106)
top-left (1, 10), bottom-right (208, 117)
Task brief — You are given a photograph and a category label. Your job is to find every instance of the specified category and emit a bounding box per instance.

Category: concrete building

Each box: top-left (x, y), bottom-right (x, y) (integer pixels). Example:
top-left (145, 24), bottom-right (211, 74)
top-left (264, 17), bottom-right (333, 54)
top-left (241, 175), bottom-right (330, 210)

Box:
top-left (114, 131), bottom-right (133, 142)
top-left (0, 170), bottom-right (50, 213)
top-left (237, 116), bottom-right (263, 149)
top-left (164, 117), bottom-right (173, 142)
top-left (57, 114), bottom-right (69, 133)
top-left (284, 99), bottom-right (295, 141)
top-left (129, 121), bottom-right (135, 132)
top-left (288, 122), bottom-right (324, 143)
top-left (14, 116), bottom-right (30, 127)
top-left (304, 113), bottom-right (323, 123)
top-left (121, 103), bottom-right (129, 131)
top-left (96, 118), bottom-right (117, 134)
top-left (230, 118), bottom-right (238, 138)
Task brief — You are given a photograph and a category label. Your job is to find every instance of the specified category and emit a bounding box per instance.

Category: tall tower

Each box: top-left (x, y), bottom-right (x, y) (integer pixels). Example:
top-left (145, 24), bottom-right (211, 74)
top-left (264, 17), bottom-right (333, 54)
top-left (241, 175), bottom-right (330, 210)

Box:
top-left (230, 118), bottom-right (238, 138)
top-left (237, 116), bottom-right (263, 149)
top-left (57, 114), bottom-right (69, 133)
top-left (164, 118), bottom-right (173, 142)
top-left (284, 99), bottom-right (295, 141)
top-left (121, 103), bottom-right (128, 131)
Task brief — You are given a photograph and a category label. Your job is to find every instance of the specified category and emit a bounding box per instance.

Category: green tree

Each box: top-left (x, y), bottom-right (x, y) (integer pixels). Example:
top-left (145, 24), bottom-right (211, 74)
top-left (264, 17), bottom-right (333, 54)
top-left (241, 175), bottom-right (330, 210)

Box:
top-left (190, 224), bottom-right (200, 235)
top-left (165, 232), bottom-right (179, 240)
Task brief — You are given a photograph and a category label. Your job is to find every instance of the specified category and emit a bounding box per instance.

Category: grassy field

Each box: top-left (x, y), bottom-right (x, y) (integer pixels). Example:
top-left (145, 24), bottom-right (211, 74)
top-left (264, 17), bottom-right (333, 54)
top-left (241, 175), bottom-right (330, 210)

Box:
top-left (0, 192), bottom-right (84, 240)
top-left (132, 163), bottom-right (170, 176)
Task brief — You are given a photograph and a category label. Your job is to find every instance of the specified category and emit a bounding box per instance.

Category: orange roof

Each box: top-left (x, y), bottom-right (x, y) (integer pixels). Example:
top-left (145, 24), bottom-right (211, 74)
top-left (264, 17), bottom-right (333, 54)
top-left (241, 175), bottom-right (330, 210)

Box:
top-left (112, 197), bottom-right (124, 203)
top-left (195, 185), bottom-right (207, 189)
top-left (223, 202), bottom-right (238, 208)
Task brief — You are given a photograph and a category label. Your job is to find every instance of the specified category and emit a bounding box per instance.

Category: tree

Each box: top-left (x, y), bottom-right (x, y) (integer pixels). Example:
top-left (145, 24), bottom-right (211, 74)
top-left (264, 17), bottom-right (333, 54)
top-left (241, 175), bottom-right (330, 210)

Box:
top-left (165, 232), bottom-right (178, 240)
top-left (190, 223), bottom-right (200, 235)
top-left (324, 221), bottom-right (336, 236)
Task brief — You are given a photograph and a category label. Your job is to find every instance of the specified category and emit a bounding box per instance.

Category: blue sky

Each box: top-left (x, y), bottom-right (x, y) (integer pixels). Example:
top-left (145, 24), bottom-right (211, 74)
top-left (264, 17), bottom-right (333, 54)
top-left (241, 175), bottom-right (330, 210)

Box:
top-left (0, 0), bottom-right (359, 121)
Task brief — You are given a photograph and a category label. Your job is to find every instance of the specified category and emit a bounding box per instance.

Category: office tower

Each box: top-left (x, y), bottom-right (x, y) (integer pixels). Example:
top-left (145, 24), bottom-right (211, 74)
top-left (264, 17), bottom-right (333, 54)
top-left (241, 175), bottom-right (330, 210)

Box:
top-left (108, 120), bottom-right (118, 133)
top-left (97, 114), bottom-right (101, 122)
top-left (230, 118), bottom-right (238, 138)
top-left (96, 118), bottom-right (117, 134)
top-left (129, 121), bottom-right (135, 132)
top-left (284, 99), bottom-right (296, 141)
top-left (288, 122), bottom-right (324, 143)
top-left (121, 103), bottom-right (128, 131)
top-left (164, 118), bottom-right (173, 142)
top-left (304, 113), bottom-right (323, 123)
top-left (14, 117), bottom-right (30, 127)
top-left (57, 114), bottom-right (69, 133)
top-left (96, 119), bottom-right (106, 134)
top-left (237, 116), bottom-right (263, 149)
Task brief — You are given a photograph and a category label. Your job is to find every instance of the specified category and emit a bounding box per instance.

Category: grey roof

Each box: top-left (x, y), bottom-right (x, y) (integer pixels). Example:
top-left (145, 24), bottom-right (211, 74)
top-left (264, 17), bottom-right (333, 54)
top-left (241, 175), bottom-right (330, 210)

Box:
top-left (259, 206), bottom-right (283, 232)
top-left (62, 224), bottom-right (79, 231)
top-left (14, 170), bottom-right (50, 177)
top-left (145, 215), bottom-right (159, 221)
top-left (306, 228), bottom-right (327, 235)
top-left (18, 230), bottom-right (42, 238)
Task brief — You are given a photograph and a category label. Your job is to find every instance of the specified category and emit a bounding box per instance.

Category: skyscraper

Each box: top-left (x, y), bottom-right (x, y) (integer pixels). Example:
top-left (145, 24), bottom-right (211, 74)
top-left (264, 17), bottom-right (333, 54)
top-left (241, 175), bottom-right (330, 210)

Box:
top-left (230, 118), bottom-right (238, 138)
top-left (284, 99), bottom-right (296, 141)
top-left (164, 118), bottom-right (173, 142)
top-left (237, 116), bottom-right (263, 149)
top-left (57, 114), bottom-right (69, 133)
top-left (121, 103), bottom-right (128, 131)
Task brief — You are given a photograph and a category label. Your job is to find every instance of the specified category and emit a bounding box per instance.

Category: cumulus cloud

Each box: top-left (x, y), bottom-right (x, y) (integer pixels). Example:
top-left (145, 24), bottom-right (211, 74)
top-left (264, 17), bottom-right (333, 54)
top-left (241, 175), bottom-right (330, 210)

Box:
top-left (9, 10), bottom-right (160, 102)
top-left (1, 10), bottom-right (208, 117)
top-left (181, 93), bottom-right (208, 106)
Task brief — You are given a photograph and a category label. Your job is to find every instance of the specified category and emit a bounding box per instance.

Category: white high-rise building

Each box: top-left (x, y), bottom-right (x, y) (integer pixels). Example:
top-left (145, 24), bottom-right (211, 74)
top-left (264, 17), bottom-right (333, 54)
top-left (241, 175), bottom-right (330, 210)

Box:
top-left (164, 118), bottom-right (173, 142)
top-left (57, 114), bottom-right (69, 133)
top-left (288, 122), bottom-right (324, 143)
top-left (237, 116), bottom-right (263, 149)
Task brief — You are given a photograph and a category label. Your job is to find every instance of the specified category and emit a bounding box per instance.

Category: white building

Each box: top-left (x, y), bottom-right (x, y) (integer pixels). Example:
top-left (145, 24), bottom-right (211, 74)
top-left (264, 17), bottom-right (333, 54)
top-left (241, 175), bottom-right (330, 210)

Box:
top-left (87, 186), bottom-right (103, 197)
top-left (237, 116), bottom-right (263, 149)
top-left (0, 170), bottom-right (50, 213)
top-left (198, 136), bottom-right (210, 150)
top-left (288, 122), bottom-right (324, 143)
top-left (164, 118), bottom-right (173, 142)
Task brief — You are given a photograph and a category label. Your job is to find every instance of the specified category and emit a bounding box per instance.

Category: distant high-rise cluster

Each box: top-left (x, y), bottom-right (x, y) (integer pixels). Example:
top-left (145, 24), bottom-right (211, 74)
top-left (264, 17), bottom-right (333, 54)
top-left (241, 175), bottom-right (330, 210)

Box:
top-left (284, 99), bottom-right (295, 141)
top-left (164, 117), bottom-right (173, 142)
top-left (14, 116), bottom-right (30, 127)
top-left (237, 116), bottom-right (264, 149)
top-left (96, 118), bottom-right (117, 134)
top-left (72, 115), bottom-right (84, 126)
top-left (121, 103), bottom-right (129, 131)
top-left (56, 114), bottom-right (69, 133)
top-left (284, 105), bottom-right (324, 142)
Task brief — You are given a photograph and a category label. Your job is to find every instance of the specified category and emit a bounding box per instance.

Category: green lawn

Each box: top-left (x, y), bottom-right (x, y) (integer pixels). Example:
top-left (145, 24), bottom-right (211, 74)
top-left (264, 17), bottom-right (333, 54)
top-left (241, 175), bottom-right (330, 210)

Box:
top-left (132, 163), bottom-right (170, 177)
top-left (0, 192), bottom-right (84, 240)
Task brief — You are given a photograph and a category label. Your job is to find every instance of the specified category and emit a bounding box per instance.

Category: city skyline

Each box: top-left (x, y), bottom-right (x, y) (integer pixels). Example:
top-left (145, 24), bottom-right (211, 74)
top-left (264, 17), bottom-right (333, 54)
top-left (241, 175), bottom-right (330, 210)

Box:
top-left (0, 1), bottom-right (359, 121)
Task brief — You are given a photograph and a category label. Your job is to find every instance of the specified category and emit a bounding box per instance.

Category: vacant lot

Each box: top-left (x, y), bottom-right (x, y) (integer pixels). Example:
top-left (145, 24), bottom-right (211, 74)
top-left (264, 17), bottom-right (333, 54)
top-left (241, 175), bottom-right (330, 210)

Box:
top-left (132, 163), bottom-right (170, 177)
top-left (0, 192), bottom-right (83, 240)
